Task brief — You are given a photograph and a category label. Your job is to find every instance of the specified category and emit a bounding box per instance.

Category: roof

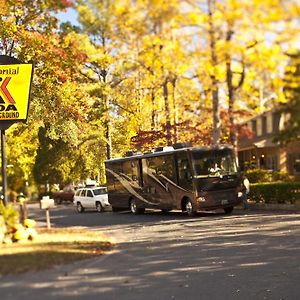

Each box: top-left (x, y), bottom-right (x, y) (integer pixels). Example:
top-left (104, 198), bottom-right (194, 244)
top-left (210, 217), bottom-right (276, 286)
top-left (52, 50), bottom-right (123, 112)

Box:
top-left (105, 144), bottom-right (234, 163)
top-left (238, 137), bottom-right (279, 151)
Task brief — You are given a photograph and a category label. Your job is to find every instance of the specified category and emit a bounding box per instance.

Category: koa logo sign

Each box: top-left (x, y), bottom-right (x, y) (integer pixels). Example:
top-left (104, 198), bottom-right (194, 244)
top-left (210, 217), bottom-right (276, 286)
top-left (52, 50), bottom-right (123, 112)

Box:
top-left (0, 64), bottom-right (33, 121)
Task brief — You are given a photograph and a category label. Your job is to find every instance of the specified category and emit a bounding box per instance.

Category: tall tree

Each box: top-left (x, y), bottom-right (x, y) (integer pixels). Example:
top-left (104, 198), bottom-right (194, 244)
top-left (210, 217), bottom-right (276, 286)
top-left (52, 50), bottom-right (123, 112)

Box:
top-left (207, 0), bottom-right (221, 144)
top-left (1, 0), bottom-right (92, 188)
top-left (76, 0), bottom-right (124, 159)
top-left (275, 51), bottom-right (300, 144)
top-left (185, 0), bottom-right (299, 153)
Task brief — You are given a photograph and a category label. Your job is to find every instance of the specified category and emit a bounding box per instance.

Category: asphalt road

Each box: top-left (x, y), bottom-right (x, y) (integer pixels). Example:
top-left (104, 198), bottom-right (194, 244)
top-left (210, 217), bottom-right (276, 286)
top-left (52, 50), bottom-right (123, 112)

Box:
top-left (1, 204), bottom-right (300, 300)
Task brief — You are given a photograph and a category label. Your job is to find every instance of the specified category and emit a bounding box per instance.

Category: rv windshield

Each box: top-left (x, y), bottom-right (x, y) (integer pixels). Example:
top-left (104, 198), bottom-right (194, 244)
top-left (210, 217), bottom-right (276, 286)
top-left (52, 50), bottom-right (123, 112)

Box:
top-left (191, 149), bottom-right (237, 178)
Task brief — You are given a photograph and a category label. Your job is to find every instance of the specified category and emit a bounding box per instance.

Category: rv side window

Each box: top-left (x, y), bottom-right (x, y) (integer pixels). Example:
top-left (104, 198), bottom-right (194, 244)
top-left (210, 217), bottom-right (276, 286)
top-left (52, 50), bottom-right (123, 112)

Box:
top-left (123, 160), bottom-right (139, 181)
top-left (160, 155), bottom-right (175, 181)
top-left (177, 153), bottom-right (192, 182)
top-left (111, 162), bottom-right (122, 178)
top-left (146, 155), bottom-right (175, 181)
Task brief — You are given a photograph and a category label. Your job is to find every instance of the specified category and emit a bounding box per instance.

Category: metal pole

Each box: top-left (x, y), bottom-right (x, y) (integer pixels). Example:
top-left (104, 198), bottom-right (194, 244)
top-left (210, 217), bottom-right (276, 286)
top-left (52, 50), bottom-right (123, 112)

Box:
top-left (1, 129), bottom-right (8, 206)
top-left (45, 209), bottom-right (51, 229)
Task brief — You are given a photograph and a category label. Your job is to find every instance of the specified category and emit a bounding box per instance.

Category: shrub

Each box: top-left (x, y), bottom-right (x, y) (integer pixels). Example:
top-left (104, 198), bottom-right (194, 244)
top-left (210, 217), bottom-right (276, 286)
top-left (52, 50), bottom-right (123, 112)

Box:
top-left (246, 169), bottom-right (290, 183)
top-left (249, 182), bottom-right (300, 204)
top-left (0, 201), bottom-right (37, 243)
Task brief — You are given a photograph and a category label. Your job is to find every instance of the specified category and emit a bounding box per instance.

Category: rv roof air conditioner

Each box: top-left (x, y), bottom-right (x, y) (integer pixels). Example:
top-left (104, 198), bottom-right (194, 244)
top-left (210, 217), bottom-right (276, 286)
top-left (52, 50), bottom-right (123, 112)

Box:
top-left (153, 146), bottom-right (174, 152)
top-left (173, 142), bottom-right (192, 149)
top-left (125, 151), bottom-right (142, 157)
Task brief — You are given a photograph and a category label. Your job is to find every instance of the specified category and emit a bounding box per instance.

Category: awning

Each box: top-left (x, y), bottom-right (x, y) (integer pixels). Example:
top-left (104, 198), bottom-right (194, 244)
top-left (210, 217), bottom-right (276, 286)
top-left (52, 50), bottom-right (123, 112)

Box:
top-left (254, 139), bottom-right (278, 148)
top-left (238, 138), bottom-right (278, 151)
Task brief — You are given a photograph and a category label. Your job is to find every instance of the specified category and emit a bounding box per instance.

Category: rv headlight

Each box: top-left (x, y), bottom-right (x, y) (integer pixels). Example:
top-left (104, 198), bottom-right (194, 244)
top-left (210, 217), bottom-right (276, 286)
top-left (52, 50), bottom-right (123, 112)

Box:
top-left (197, 196), bottom-right (206, 202)
top-left (238, 192), bottom-right (243, 198)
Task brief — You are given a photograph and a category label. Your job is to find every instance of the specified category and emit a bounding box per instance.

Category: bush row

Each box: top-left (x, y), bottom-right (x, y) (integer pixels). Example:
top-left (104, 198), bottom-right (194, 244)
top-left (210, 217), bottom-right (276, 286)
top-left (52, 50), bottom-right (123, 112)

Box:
top-left (249, 182), bottom-right (300, 204)
top-left (245, 169), bottom-right (291, 183)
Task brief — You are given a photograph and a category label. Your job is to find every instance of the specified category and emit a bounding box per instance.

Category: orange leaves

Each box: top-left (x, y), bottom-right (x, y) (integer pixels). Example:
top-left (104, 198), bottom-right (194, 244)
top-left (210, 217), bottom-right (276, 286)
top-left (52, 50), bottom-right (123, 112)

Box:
top-left (0, 0), bottom-right (7, 15)
top-left (61, 0), bottom-right (73, 8)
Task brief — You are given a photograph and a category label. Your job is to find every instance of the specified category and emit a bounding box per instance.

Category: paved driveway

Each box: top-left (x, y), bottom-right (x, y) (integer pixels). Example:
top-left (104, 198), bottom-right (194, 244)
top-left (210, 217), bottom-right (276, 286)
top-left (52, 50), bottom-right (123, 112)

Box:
top-left (1, 205), bottom-right (300, 300)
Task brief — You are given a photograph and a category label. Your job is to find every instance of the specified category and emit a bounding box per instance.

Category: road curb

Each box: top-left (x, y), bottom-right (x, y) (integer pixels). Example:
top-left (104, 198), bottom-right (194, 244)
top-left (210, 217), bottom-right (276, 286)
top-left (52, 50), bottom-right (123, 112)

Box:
top-left (247, 202), bottom-right (300, 212)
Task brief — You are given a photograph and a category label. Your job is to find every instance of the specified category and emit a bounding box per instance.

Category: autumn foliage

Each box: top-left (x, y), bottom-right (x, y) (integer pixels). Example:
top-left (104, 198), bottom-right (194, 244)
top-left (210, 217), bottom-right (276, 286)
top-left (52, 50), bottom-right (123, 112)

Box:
top-left (0, 0), bottom-right (299, 188)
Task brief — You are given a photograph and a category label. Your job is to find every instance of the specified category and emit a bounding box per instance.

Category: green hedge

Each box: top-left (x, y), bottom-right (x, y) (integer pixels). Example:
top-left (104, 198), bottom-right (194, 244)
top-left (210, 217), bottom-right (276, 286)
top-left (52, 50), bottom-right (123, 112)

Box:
top-left (246, 169), bottom-right (290, 183)
top-left (249, 182), bottom-right (300, 204)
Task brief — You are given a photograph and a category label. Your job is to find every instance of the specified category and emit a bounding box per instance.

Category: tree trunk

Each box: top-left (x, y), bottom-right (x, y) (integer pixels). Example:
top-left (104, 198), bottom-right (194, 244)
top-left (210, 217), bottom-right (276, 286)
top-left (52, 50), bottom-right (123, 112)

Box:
top-left (163, 79), bottom-right (172, 146)
top-left (101, 69), bottom-right (112, 160)
top-left (171, 77), bottom-right (178, 144)
top-left (151, 88), bottom-right (156, 130)
top-left (225, 23), bottom-right (243, 162)
top-left (105, 117), bottom-right (112, 159)
top-left (226, 58), bottom-right (238, 157)
top-left (208, 0), bottom-right (221, 144)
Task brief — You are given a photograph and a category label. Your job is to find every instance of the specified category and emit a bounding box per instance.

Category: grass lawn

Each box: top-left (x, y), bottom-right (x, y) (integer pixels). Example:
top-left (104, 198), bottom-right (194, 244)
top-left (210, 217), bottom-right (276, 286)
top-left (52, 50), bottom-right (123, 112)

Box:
top-left (0, 227), bottom-right (115, 275)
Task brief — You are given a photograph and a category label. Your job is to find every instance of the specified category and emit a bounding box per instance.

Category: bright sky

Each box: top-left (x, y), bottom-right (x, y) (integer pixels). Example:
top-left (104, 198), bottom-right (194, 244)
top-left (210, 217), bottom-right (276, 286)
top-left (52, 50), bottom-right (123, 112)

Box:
top-left (56, 7), bottom-right (79, 26)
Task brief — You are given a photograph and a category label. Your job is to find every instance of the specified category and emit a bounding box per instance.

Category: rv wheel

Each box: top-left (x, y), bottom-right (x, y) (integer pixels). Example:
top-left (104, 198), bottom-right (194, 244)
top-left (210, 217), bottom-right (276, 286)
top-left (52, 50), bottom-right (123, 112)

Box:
top-left (224, 206), bottom-right (233, 214)
top-left (130, 199), bottom-right (145, 214)
top-left (185, 200), bottom-right (196, 217)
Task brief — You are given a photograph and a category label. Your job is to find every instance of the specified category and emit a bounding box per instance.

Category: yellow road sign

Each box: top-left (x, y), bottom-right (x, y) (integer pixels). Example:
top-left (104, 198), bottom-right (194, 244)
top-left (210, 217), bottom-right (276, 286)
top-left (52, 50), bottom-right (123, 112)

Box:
top-left (0, 63), bottom-right (33, 121)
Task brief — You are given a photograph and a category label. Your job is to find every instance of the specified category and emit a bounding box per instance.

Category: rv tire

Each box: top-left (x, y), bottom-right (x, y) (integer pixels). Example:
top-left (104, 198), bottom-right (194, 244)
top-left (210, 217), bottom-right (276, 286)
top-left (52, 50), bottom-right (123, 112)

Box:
top-left (224, 206), bottom-right (234, 214)
top-left (130, 199), bottom-right (145, 214)
top-left (185, 199), bottom-right (196, 217)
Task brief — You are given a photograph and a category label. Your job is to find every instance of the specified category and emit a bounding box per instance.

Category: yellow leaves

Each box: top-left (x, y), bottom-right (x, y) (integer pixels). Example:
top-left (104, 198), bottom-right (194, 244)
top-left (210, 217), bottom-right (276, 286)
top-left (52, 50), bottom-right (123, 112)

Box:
top-left (76, 5), bottom-right (98, 29)
top-left (286, 65), bottom-right (297, 74)
top-left (113, 0), bottom-right (130, 16)
top-left (187, 12), bottom-right (207, 26)
top-left (0, 0), bottom-right (7, 15)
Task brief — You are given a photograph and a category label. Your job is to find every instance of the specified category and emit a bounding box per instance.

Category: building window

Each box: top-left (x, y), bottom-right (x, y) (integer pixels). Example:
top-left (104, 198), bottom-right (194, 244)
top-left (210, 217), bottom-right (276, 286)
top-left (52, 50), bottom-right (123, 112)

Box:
top-left (251, 120), bottom-right (257, 136)
top-left (267, 113), bottom-right (272, 133)
top-left (266, 156), bottom-right (278, 171)
top-left (272, 112), bottom-right (280, 132)
top-left (293, 157), bottom-right (300, 174)
top-left (260, 154), bottom-right (266, 168)
top-left (257, 118), bottom-right (262, 136)
top-left (262, 116), bottom-right (267, 135)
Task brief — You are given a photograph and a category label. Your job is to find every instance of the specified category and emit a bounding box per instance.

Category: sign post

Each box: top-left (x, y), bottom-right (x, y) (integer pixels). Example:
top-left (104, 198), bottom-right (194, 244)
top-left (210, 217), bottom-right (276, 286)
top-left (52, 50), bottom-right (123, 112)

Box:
top-left (0, 56), bottom-right (33, 205)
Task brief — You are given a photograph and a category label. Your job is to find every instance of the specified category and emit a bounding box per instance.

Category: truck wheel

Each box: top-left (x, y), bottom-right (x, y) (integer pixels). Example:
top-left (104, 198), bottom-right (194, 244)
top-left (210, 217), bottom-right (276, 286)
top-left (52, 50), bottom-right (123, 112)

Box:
top-left (96, 202), bottom-right (103, 213)
top-left (76, 202), bottom-right (84, 213)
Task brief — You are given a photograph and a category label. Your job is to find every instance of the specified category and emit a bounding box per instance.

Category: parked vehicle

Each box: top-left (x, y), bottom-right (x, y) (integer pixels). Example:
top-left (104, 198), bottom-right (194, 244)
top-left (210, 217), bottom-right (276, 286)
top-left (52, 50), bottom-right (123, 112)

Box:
top-left (52, 191), bottom-right (74, 204)
top-left (105, 143), bottom-right (243, 216)
top-left (73, 186), bottom-right (110, 213)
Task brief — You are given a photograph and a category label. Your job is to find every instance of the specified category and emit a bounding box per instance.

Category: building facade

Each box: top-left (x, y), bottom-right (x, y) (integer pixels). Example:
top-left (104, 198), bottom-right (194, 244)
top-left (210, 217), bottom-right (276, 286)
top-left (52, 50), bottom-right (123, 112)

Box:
top-left (238, 109), bottom-right (300, 178)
